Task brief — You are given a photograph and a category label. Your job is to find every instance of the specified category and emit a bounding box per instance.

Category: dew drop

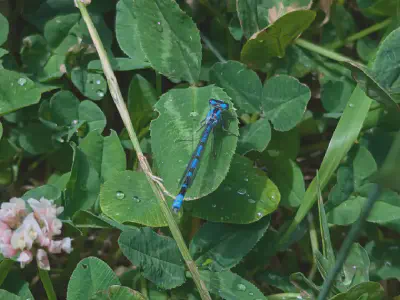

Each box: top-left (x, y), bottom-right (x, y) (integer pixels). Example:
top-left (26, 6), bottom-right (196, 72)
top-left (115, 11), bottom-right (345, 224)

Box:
top-left (116, 191), bottom-right (125, 200)
top-left (133, 196), bottom-right (141, 203)
top-left (189, 111), bottom-right (199, 117)
top-left (248, 292), bottom-right (254, 296)
top-left (71, 119), bottom-right (78, 125)
top-left (212, 204), bottom-right (217, 208)
top-left (224, 185), bottom-right (232, 192)
top-left (248, 199), bottom-right (256, 204)
top-left (236, 284), bottom-right (246, 291)
top-left (97, 90), bottom-right (105, 97)
top-left (96, 79), bottom-right (101, 85)
top-left (244, 178), bottom-right (249, 182)
top-left (384, 261), bottom-right (392, 266)
top-left (352, 265), bottom-right (357, 269)
top-left (271, 194), bottom-right (276, 199)
top-left (237, 188), bottom-right (247, 195)
top-left (256, 212), bottom-right (262, 218)
top-left (156, 21), bottom-right (163, 32)
top-left (348, 103), bottom-right (354, 108)
top-left (18, 78), bottom-right (27, 86)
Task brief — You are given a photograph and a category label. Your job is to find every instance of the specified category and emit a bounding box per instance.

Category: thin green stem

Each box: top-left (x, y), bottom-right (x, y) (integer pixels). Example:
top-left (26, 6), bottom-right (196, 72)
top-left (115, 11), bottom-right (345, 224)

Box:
top-left (75, 2), bottom-right (211, 300)
top-left (295, 38), bottom-right (361, 65)
top-left (0, 259), bottom-right (13, 286)
top-left (38, 268), bottom-right (57, 300)
top-left (328, 18), bottom-right (392, 50)
top-left (201, 33), bottom-right (227, 63)
top-left (317, 184), bottom-right (382, 300)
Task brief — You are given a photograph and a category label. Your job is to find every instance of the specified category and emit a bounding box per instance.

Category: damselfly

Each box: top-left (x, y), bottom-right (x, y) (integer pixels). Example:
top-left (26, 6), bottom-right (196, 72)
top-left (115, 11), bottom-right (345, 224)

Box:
top-left (172, 99), bottom-right (230, 212)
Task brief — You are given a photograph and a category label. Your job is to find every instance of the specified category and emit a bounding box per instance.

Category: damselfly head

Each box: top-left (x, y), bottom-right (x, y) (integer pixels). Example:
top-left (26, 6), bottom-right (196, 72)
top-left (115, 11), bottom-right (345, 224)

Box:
top-left (209, 99), bottom-right (229, 110)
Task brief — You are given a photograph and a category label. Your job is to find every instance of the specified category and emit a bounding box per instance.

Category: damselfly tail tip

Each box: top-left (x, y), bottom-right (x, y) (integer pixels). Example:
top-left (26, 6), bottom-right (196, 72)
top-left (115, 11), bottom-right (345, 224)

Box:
top-left (172, 207), bottom-right (180, 214)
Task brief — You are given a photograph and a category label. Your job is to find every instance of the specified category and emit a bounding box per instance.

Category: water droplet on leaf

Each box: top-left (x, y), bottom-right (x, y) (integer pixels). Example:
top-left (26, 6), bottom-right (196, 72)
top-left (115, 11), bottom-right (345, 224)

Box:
top-left (18, 78), bottom-right (27, 86)
top-left (116, 191), bottom-right (125, 200)
top-left (248, 199), bottom-right (256, 204)
top-left (237, 188), bottom-right (246, 195)
top-left (236, 284), bottom-right (246, 291)
top-left (97, 90), bottom-right (105, 97)
top-left (96, 79), bottom-right (101, 85)
top-left (156, 21), bottom-right (163, 32)
top-left (133, 196), bottom-right (140, 203)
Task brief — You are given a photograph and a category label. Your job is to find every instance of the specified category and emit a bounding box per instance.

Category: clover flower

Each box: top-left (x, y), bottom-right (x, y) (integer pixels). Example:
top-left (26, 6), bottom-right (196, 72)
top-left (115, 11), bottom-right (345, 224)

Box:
top-left (0, 197), bottom-right (73, 270)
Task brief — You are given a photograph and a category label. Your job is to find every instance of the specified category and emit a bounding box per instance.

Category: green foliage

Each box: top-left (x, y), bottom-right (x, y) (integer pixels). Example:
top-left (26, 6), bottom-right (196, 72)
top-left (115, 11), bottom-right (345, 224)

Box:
top-left (118, 228), bottom-right (186, 289)
top-left (1, 1), bottom-right (399, 299)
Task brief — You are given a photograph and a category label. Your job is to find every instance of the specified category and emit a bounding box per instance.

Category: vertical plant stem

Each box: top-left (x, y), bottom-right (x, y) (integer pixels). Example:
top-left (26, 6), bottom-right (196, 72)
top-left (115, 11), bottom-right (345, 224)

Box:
top-left (328, 18), bottom-right (392, 49)
top-left (38, 268), bottom-right (57, 300)
top-left (0, 259), bottom-right (13, 286)
top-left (317, 184), bottom-right (382, 300)
top-left (75, 2), bottom-right (211, 300)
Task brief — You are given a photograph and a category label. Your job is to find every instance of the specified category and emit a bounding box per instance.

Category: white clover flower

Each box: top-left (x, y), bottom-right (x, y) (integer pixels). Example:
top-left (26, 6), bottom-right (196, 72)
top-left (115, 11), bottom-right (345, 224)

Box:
top-left (0, 197), bottom-right (73, 270)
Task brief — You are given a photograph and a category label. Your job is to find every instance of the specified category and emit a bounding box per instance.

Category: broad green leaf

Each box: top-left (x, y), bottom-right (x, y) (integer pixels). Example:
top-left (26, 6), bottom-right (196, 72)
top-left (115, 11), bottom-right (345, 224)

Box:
top-left (372, 129), bottom-right (400, 192)
top-left (71, 70), bottom-right (108, 101)
top-left (91, 285), bottom-right (146, 300)
top-left (80, 130), bottom-right (126, 182)
top-left (344, 61), bottom-right (400, 108)
top-left (135, 0), bottom-right (202, 83)
top-left (0, 13), bottom-right (8, 45)
top-left (262, 75), bottom-right (311, 131)
top-left (265, 157), bottom-right (304, 208)
top-left (188, 155), bottom-right (280, 224)
top-left (18, 122), bottom-right (55, 155)
top-left (237, 119), bottom-right (271, 155)
top-left (44, 14), bottom-right (81, 54)
top-left (64, 146), bottom-right (101, 218)
top-left (341, 244), bottom-right (370, 289)
top-left (330, 282), bottom-right (384, 300)
top-left (0, 290), bottom-right (20, 300)
top-left (321, 81), bottom-right (355, 113)
top-left (78, 100), bottom-right (107, 133)
top-left (209, 61), bottom-right (262, 113)
top-left (328, 191), bottom-right (400, 225)
top-left (366, 240), bottom-right (400, 280)
top-left (228, 16), bottom-right (243, 41)
top-left (199, 270), bottom-right (266, 300)
top-left (20, 34), bottom-right (51, 75)
top-left (357, 0), bottom-right (400, 17)
top-left (39, 91), bottom-right (80, 129)
top-left (38, 54), bottom-right (65, 82)
top-left (119, 228), bottom-right (185, 289)
top-left (356, 37), bottom-right (378, 63)
top-left (237, 0), bottom-right (259, 39)
top-left (88, 58), bottom-right (150, 72)
top-left (263, 128), bottom-right (300, 160)
top-left (241, 10), bottom-right (316, 69)
top-left (115, 0), bottom-right (147, 62)
top-left (1, 272), bottom-right (33, 300)
top-left (150, 86), bottom-right (238, 199)
top-left (278, 86), bottom-right (371, 249)
top-left (67, 257), bottom-right (120, 300)
top-left (190, 216), bottom-right (270, 271)
top-left (22, 184), bottom-right (62, 205)
top-left (128, 74), bottom-right (157, 132)
top-left (0, 48), bottom-right (8, 58)
top-left (100, 170), bottom-right (169, 227)
top-left (0, 69), bottom-right (54, 116)
top-left (256, 271), bottom-right (297, 293)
